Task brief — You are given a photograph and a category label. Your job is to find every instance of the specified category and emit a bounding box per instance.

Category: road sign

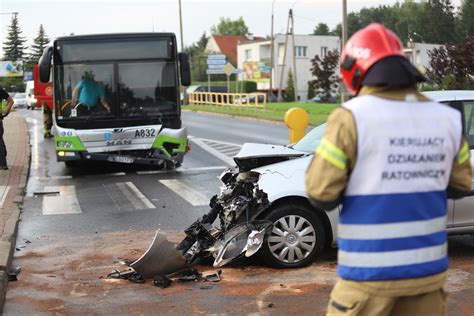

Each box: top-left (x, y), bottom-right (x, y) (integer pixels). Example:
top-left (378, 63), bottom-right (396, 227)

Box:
top-left (206, 69), bottom-right (226, 75)
top-left (207, 59), bottom-right (227, 66)
top-left (207, 54), bottom-right (226, 60)
top-left (223, 62), bottom-right (235, 76)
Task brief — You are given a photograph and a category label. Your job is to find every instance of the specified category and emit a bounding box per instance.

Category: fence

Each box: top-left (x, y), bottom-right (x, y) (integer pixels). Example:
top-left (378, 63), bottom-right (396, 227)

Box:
top-left (188, 92), bottom-right (267, 111)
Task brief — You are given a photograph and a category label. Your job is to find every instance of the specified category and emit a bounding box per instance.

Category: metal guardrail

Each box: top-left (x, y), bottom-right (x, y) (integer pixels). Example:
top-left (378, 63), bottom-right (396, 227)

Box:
top-left (188, 92), bottom-right (267, 111)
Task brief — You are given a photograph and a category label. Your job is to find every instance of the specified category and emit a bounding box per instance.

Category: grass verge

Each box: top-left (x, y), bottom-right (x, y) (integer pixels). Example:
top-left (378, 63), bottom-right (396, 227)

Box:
top-left (185, 102), bottom-right (339, 126)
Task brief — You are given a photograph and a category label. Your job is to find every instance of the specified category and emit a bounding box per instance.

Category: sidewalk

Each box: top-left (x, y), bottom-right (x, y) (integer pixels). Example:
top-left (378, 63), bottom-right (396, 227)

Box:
top-left (0, 113), bottom-right (30, 309)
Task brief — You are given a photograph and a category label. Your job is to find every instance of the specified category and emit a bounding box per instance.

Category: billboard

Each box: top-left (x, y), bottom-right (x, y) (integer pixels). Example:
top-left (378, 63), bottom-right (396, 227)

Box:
top-left (0, 61), bottom-right (24, 77)
top-left (242, 61), bottom-right (270, 82)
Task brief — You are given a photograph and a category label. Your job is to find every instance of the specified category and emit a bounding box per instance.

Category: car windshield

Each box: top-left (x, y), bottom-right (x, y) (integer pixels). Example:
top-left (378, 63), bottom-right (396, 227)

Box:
top-left (292, 123), bottom-right (326, 153)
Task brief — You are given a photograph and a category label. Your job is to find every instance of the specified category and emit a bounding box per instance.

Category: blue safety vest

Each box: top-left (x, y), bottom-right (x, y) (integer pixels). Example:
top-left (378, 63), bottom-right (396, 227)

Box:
top-left (338, 94), bottom-right (462, 281)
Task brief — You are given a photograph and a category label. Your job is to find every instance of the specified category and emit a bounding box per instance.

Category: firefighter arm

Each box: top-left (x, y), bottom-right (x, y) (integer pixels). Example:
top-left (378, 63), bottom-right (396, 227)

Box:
top-left (100, 96), bottom-right (111, 113)
top-left (71, 87), bottom-right (79, 106)
top-left (447, 138), bottom-right (472, 199)
top-left (305, 108), bottom-right (357, 210)
top-left (3, 96), bottom-right (14, 117)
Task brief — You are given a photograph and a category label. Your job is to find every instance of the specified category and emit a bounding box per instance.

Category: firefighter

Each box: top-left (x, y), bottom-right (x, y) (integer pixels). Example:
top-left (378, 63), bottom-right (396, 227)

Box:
top-left (305, 23), bottom-right (472, 315)
top-left (43, 101), bottom-right (53, 138)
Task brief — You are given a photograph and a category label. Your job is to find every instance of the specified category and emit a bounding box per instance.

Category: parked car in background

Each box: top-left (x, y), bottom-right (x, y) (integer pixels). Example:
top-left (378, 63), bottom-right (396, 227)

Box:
top-left (306, 92), bottom-right (338, 104)
top-left (25, 80), bottom-right (37, 110)
top-left (186, 85), bottom-right (228, 94)
top-left (226, 90), bottom-right (473, 268)
top-left (13, 92), bottom-right (27, 108)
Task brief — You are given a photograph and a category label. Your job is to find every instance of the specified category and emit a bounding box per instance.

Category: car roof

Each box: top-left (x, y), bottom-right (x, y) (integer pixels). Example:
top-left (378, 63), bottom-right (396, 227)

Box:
top-left (422, 90), bottom-right (474, 102)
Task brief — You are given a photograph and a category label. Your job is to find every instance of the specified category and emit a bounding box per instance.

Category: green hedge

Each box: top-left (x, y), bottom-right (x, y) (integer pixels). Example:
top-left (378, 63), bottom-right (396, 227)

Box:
top-left (192, 80), bottom-right (257, 93)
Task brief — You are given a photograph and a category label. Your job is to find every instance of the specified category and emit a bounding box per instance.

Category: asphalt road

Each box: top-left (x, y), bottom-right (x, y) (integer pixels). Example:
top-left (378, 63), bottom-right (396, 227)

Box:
top-left (4, 109), bottom-right (474, 315)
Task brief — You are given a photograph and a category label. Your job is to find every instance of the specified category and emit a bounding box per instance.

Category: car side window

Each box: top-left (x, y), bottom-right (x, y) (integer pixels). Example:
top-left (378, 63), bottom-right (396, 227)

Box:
top-left (463, 101), bottom-right (474, 148)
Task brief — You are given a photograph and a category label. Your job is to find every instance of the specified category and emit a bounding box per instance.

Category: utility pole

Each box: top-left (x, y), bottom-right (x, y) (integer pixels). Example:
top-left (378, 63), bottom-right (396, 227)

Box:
top-left (290, 9), bottom-right (297, 102)
top-left (178, 0), bottom-right (187, 105)
top-left (341, 0), bottom-right (348, 103)
top-left (277, 10), bottom-right (291, 102)
top-left (269, 0), bottom-right (276, 102)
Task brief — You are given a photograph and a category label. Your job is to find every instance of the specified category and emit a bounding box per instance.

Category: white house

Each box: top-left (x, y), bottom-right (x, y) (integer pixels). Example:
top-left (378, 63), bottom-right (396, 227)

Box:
top-left (237, 34), bottom-right (340, 101)
top-left (404, 41), bottom-right (444, 73)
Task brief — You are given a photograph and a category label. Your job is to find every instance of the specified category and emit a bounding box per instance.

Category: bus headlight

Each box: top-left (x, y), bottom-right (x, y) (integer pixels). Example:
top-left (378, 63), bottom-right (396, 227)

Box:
top-left (57, 141), bottom-right (74, 149)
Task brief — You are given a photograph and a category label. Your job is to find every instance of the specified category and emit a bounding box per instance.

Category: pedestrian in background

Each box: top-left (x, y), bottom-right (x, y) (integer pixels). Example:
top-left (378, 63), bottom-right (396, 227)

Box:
top-left (0, 87), bottom-right (15, 170)
top-left (306, 23), bottom-right (472, 315)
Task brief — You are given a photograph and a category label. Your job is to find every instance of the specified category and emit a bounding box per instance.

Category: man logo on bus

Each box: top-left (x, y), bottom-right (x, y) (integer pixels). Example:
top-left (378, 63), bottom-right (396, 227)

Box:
top-left (104, 132), bottom-right (112, 141)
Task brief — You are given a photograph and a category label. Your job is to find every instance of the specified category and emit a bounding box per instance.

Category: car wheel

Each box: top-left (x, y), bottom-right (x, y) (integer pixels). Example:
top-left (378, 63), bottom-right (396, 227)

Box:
top-left (259, 203), bottom-right (325, 268)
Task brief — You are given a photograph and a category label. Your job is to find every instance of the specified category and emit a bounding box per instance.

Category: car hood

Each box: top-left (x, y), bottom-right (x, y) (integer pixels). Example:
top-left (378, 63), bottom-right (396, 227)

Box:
top-left (233, 143), bottom-right (308, 171)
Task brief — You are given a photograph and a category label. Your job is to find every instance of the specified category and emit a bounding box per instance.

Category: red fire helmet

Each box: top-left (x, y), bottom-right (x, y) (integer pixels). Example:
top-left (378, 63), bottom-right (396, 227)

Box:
top-left (340, 23), bottom-right (405, 94)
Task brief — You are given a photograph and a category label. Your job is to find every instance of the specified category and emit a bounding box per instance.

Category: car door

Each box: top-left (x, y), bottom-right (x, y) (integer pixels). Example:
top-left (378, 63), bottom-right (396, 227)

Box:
top-left (452, 100), bottom-right (474, 228)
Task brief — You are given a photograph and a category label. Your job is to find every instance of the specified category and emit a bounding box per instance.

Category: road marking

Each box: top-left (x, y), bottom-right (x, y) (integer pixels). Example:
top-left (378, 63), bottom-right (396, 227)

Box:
top-left (85, 172), bottom-right (126, 178)
top-left (103, 182), bottom-right (155, 210)
top-left (0, 186), bottom-right (10, 208)
top-left (189, 137), bottom-right (237, 166)
top-left (136, 166), bottom-right (228, 175)
top-left (35, 175), bottom-right (73, 180)
top-left (42, 185), bottom-right (82, 215)
top-left (159, 179), bottom-right (211, 206)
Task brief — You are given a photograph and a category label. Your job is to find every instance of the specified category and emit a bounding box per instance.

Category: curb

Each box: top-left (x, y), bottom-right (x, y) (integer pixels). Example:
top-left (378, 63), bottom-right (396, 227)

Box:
top-left (0, 117), bottom-right (31, 311)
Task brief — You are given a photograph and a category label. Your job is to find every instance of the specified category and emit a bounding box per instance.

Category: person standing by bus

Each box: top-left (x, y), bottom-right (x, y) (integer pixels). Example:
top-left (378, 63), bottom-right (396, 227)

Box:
top-left (0, 87), bottom-right (15, 170)
top-left (306, 23), bottom-right (472, 315)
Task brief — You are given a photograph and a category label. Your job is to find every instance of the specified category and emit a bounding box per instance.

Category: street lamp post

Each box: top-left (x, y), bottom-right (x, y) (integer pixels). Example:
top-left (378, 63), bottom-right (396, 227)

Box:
top-left (269, 0), bottom-right (276, 102)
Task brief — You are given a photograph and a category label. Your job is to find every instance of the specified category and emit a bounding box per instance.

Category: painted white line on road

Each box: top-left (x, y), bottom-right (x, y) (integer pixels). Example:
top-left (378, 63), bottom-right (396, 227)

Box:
top-left (85, 172), bottom-right (126, 178)
top-left (136, 166), bottom-right (228, 175)
top-left (123, 182), bottom-right (155, 209)
top-left (159, 179), bottom-right (210, 206)
top-left (35, 175), bottom-right (73, 180)
top-left (0, 186), bottom-right (11, 208)
top-left (42, 185), bottom-right (81, 215)
top-left (189, 138), bottom-right (236, 166)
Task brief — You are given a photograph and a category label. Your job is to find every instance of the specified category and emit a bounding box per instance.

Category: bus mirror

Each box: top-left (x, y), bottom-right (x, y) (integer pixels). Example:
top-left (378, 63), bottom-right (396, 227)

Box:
top-left (39, 47), bottom-right (53, 83)
top-left (178, 52), bottom-right (191, 87)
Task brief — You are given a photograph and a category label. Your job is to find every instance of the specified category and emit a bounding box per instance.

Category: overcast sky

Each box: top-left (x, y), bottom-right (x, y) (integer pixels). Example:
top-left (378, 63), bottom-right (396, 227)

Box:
top-left (0, 0), bottom-right (463, 57)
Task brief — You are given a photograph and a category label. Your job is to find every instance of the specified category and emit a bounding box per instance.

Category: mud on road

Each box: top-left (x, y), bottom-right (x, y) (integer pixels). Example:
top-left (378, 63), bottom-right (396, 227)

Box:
top-left (4, 231), bottom-right (474, 315)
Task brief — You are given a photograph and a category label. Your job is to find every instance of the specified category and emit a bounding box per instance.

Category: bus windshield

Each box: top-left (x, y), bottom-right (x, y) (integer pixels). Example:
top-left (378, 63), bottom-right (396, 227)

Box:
top-left (53, 36), bottom-right (179, 127)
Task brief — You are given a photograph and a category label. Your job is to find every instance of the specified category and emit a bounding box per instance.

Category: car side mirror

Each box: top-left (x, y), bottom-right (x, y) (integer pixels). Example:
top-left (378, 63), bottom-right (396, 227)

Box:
top-left (39, 47), bottom-right (53, 83)
top-left (28, 93), bottom-right (31, 97)
top-left (178, 52), bottom-right (191, 87)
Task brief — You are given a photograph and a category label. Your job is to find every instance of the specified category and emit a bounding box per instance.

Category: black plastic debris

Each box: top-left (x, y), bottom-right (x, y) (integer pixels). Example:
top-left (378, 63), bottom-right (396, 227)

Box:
top-left (268, 303), bottom-right (274, 308)
top-left (199, 285), bottom-right (213, 290)
top-left (178, 269), bottom-right (201, 282)
top-left (8, 266), bottom-right (21, 281)
top-left (107, 269), bottom-right (144, 283)
top-left (204, 270), bottom-right (222, 282)
top-left (154, 275), bottom-right (172, 288)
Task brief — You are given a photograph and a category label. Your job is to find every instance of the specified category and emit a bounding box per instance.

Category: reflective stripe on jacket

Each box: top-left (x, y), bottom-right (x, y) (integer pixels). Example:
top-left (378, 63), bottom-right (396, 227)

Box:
top-left (338, 94), bottom-right (462, 281)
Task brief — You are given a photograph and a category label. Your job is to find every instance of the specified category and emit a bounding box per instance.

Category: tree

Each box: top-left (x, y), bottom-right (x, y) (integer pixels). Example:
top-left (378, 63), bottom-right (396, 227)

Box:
top-left (426, 37), bottom-right (474, 89)
top-left (456, 0), bottom-right (474, 40)
top-left (313, 23), bottom-right (330, 36)
top-left (285, 69), bottom-right (296, 102)
top-left (2, 15), bottom-right (27, 61)
top-left (308, 49), bottom-right (339, 103)
top-left (183, 32), bottom-right (209, 82)
top-left (211, 17), bottom-right (249, 36)
top-left (24, 24), bottom-right (50, 71)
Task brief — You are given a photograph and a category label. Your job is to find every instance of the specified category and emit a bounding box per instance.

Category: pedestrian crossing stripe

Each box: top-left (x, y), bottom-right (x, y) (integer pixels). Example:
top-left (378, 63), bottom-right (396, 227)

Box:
top-left (42, 185), bottom-right (82, 215)
top-left (0, 185), bottom-right (10, 209)
top-left (159, 179), bottom-right (211, 206)
top-left (103, 182), bottom-right (155, 211)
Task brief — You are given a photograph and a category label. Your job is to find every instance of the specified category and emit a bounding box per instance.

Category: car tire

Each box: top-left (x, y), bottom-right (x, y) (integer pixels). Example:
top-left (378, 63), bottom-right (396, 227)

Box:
top-left (258, 203), bottom-right (325, 268)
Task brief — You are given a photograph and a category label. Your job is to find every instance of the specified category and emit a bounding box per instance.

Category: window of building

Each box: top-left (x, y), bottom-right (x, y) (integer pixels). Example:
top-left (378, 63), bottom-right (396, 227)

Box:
top-left (295, 46), bottom-right (307, 58)
top-left (245, 49), bottom-right (252, 61)
top-left (321, 46), bottom-right (328, 58)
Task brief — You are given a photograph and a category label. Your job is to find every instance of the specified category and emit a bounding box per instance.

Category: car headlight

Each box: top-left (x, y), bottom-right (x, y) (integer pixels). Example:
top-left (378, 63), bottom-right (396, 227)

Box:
top-left (57, 141), bottom-right (73, 149)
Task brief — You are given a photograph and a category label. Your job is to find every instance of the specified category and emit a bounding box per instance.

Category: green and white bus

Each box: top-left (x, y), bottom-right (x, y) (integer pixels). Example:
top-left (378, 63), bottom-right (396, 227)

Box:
top-left (39, 33), bottom-right (191, 168)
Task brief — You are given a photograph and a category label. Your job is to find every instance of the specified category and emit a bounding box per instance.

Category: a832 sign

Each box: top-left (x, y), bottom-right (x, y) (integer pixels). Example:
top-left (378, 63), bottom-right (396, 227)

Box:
top-left (134, 129), bottom-right (156, 138)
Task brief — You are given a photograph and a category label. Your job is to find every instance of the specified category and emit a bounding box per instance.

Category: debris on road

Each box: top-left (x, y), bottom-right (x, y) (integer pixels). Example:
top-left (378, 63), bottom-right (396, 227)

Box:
top-left (178, 269), bottom-right (201, 282)
top-left (199, 285), bottom-right (213, 290)
top-left (204, 270), bottom-right (221, 282)
top-left (153, 275), bottom-right (172, 288)
top-left (8, 266), bottom-right (21, 281)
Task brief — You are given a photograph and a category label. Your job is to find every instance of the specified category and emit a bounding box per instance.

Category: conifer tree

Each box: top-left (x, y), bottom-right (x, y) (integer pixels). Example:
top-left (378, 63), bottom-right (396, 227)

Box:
top-left (2, 15), bottom-right (27, 61)
top-left (25, 24), bottom-right (50, 71)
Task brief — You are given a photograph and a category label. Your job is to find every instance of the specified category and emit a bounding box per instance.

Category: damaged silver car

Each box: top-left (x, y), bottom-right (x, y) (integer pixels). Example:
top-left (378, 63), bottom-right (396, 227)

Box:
top-left (130, 123), bottom-right (338, 278)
